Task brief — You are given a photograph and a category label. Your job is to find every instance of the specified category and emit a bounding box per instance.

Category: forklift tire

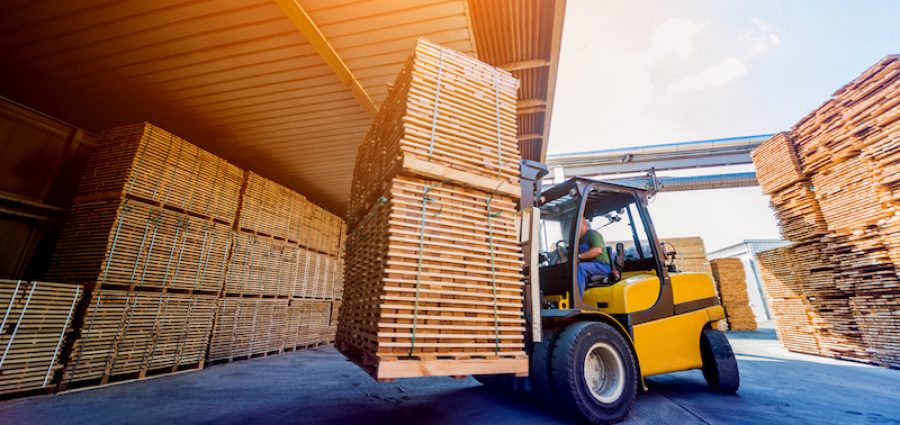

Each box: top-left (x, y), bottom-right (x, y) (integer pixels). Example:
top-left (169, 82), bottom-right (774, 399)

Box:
top-left (700, 328), bottom-right (740, 393)
top-left (550, 322), bottom-right (637, 424)
top-left (530, 328), bottom-right (558, 406)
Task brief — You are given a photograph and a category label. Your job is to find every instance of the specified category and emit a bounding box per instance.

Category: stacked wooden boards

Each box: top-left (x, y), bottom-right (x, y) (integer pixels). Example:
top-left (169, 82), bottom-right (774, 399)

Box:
top-left (208, 173), bottom-right (344, 363)
top-left (0, 280), bottom-right (83, 395)
top-left (709, 259), bottom-right (757, 331)
top-left (752, 56), bottom-right (899, 368)
top-left (756, 248), bottom-right (821, 355)
top-left (664, 237), bottom-right (713, 276)
top-left (39, 122), bottom-right (345, 395)
top-left (337, 39), bottom-right (528, 380)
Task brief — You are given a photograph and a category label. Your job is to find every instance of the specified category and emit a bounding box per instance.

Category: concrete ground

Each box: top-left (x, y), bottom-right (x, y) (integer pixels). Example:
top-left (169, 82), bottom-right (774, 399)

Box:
top-left (2, 326), bottom-right (898, 425)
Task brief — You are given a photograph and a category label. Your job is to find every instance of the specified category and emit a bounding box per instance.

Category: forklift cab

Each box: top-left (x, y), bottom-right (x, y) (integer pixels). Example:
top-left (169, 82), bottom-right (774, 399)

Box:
top-left (537, 178), bottom-right (672, 315)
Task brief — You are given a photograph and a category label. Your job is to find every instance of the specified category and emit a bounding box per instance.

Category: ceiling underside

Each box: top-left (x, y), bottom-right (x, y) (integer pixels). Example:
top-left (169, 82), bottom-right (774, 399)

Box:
top-left (0, 0), bottom-right (565, 215)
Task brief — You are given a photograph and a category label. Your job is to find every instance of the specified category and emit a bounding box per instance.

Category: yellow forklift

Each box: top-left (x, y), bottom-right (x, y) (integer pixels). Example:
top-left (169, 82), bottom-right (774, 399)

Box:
top-left (477, 161), bottom-right (739, 424)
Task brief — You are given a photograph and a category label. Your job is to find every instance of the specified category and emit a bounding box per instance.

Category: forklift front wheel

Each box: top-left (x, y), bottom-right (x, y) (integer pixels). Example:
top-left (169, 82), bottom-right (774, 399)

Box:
top-left (551, 322), bottom-right (638, 424)
top-left (700, 328), bottom-right (740, 393)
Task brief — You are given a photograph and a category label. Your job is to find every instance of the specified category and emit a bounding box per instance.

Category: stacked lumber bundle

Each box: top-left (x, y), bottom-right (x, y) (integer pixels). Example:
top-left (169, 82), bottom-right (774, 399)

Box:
top-left (76, 123), bottom-right (243, 224)
top-left (209, 298), bottom-right (337, 360)
top-left (337, 39), bottom-right (527, 380)
top-left (225, 233), bottom-right (299, 297)
top-left (346, 38), bottom-right (520, 223)
top-left (0, 280), bottom-right (83, 395)
top-left (664, 237), bottom-right (713, 276)
top-left (207, 298), bottom-right (289, 362)
top-left (756, 248), bottom-right (821, 355)
top-left (63, 289), bottom-right (216, 385)
top-left (709, 259), bottom-right (757, 331)
top-left (48, 199), bottom-right (232, 292)
top-left (752, 55), bottom-right (900, 367)
top-left (237, 172), bottom-right (305, 243)
top-left (46, 121), bottom-right (346, 393)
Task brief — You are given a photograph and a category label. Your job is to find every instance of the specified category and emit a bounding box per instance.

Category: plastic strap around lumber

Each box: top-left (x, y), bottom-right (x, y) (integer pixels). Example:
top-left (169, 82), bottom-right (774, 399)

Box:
top-left (0, 280), bottom-right (22, 338)
top-left (486, 195), bottom-right (501, 354)
top-left (409, 181), bottom-right (445, 357)
top-left (45, 284), bottom-right (81, 388)
top-left (0, 282), bottom-right (36, 369)
top-left (137, 212), bottom-right (164, 288)
top-left (102, 201), bottom-right (132, 285)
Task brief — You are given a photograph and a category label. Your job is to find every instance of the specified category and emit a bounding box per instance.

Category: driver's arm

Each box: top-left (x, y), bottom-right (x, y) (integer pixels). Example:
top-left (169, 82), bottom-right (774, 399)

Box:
top-left (578, 247), bottom-right (604, 260)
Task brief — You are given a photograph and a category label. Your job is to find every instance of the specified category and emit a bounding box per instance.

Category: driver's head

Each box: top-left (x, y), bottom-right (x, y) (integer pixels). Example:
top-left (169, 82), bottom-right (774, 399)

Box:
top-left (580, 216), bottom-right (589, 237)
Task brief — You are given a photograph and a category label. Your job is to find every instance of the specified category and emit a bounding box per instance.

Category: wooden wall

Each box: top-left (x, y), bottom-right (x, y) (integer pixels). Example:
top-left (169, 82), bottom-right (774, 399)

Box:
top-left (0, 97), bottom-right (95, 279)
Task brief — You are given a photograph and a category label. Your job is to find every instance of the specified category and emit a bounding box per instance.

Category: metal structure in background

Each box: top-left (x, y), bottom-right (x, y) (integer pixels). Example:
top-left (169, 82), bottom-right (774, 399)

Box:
top-left (545, 134), bottom-right (773, 194)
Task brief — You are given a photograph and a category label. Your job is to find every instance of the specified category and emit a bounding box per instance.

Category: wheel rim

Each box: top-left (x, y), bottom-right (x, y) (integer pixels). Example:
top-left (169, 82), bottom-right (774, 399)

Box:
top-left (583, 342), bottom-right (625, 404)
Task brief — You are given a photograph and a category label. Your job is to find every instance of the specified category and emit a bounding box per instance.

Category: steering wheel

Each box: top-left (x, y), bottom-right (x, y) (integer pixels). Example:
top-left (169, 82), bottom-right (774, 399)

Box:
top-left (556, 240), bottom-right (568, 260)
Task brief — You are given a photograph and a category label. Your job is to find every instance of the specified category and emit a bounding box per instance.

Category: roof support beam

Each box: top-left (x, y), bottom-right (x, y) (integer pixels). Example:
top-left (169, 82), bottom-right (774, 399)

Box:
top-left (500, 59), bottom-right (550, 72)
top-left (517, 133), bottom-right (543, 142)
top-left (517, 99), bottom-right (546, 110)
top-left (275, 0), bottom-right (378, 117)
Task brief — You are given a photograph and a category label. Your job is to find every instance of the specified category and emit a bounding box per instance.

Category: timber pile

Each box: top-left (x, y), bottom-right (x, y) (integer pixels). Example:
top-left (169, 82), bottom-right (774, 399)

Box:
top-left (42, 121), bottom-right (346, 395)
top-left (753, 55), bottom-right (900, 367)
top-left (63, 289), bottom-right (216, 385)
top-left (337, 39), bottom-right (527, 380)
top-left (48, 198), bottom-right (232, 293)
top-left (664, 237), bottom-right (713, 276)
top-left (0, 280), bottom-right (83, 395)
top-left (709, 259), bottom-right (757, 331)
top-left (346, 38), bottom-right (520, 223)
top-left (76, 123), bottom-right (243, 224)
top-left (756, 248), bottom-right (821, 355)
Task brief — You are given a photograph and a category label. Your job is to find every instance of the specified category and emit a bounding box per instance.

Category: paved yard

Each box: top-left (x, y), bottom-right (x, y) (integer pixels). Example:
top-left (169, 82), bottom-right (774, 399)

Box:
top-left (1, 327), bottom-right (898, 425)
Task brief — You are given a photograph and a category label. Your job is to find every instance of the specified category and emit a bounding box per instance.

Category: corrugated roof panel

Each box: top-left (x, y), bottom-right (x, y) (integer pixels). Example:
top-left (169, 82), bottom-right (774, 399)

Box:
top-left (0, 0), bottom-right (564, 213)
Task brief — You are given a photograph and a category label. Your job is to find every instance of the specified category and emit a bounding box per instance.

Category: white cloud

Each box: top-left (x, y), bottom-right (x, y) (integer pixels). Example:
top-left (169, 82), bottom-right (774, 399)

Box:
top-left (742, 17), bottom-right (780, 54)
top-left (646, 18), bottom-right (706, 61)
top-left (665, 56), bottom-right (748, 94)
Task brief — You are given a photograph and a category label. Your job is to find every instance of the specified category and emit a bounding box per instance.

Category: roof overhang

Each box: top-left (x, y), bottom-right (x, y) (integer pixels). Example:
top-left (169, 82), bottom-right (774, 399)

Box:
top-left (0, 0), bottom-right (566, 215)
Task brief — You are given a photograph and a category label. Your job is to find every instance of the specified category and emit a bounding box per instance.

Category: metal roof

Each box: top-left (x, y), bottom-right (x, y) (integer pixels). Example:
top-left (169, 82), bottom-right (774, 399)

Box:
top-left (0, 0), bottom-right (566, 215)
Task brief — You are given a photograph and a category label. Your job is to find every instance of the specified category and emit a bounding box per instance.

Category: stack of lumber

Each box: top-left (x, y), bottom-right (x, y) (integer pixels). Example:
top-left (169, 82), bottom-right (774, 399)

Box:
top-left (63, 289), bottom-right (216, 385)
top-left (337, 39), bottom-right (528, 380)
top-left (752, 55), bottom-right (899, 367)
top-left (709, 259), bottom-right (757, 331)
top-left (76, 122), bottom-right (243, 224)
top-left (0, 280), bottom-right (83, 395)
top-left (46, 121), bottom-right (346, 393)
top-left (346, 38), bottom-right (520, 223)
top-left (48, 199), bottom-right (232, 292)
top-left (756, 248), bottom-right (821, 355)
top-left (664, 237), bottom-right (713, 276)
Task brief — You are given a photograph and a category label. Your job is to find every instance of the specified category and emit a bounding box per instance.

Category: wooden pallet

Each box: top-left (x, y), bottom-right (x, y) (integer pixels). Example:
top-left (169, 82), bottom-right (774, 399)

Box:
top-left (48, 198), bottom-right (231, 293)
top-left (709, 259), bottom-right (757, 331)
top-left (0, 280), bottom-right (83, 396)
top-left (347, 38), bottom-right (521, 224)
top-left (76, 122), bottom-right (243, 224)
top-left (62, 289), bottom-right (216, 385)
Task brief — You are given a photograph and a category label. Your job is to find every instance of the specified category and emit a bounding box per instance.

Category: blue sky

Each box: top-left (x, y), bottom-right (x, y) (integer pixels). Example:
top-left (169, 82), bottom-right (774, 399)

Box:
top-left (548, 0), bottom-right (900, 251)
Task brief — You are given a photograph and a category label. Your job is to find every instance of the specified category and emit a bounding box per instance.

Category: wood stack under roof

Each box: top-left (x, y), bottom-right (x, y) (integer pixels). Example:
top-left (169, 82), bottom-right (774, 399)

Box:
top-left (337, 39), bottom-right (527, 380)
top-left (710, 259), bottom-right (757, 331)
top-left (39, 122), bottom-right (344, 393)
top-left (752, 55), bottom-right (899, 368)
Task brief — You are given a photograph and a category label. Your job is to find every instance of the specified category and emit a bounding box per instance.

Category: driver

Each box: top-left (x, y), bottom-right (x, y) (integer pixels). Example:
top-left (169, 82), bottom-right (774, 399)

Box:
top-left (576, 216), bottom-right (611, 295)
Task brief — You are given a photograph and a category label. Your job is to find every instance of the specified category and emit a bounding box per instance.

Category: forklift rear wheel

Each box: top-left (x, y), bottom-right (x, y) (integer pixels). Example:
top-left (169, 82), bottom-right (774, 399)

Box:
top-left (700, 328), bottom-right (740, 393)
top-left (551, 322), bottom-right (637, 424)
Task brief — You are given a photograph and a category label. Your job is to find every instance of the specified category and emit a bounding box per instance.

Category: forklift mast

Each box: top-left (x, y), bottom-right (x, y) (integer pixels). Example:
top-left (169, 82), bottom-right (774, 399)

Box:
top-left (519, 160), bottom-right (549, 345)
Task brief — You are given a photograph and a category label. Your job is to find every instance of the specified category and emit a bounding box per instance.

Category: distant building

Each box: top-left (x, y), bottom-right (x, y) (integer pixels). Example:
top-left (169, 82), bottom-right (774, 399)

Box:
top-left (708, 239), bottom-right (790, 322)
